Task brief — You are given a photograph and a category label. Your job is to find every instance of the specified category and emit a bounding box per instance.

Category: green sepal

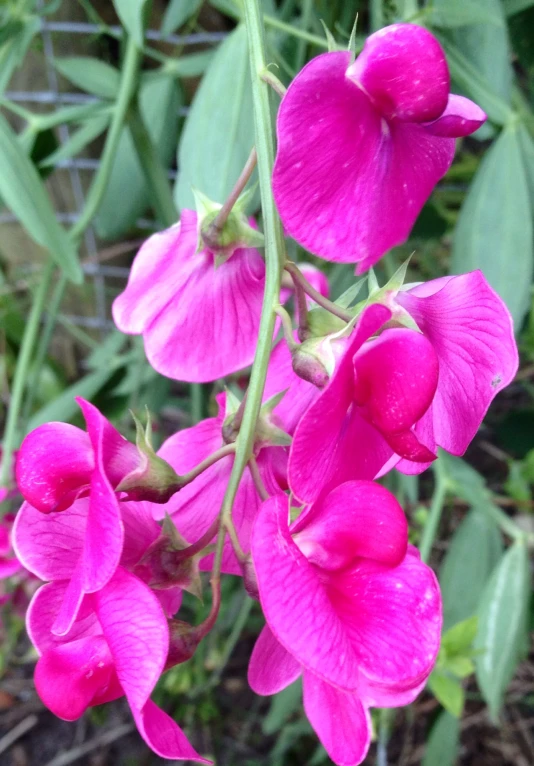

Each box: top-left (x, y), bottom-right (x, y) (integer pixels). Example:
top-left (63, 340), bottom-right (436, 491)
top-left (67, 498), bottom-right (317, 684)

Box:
top-left (319, 19), bottom-right (337, 53)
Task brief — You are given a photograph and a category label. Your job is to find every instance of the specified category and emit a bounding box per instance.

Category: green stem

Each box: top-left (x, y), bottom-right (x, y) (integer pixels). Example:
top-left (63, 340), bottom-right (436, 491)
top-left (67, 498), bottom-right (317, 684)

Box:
top-left (419, 463), bottom-right (448, 563)
top-left (0, 264), bottom-right (54, 487)
top-left (263, 13), bottom-right (332, 49)
top-left (370, 0), bottom-right (384, 31)
top-left (285, 261), bottom-right (352, 322)
top-left (295, 0), bottom-right (314, 71)
top-left (210, 0), bottom-right (286, 579)
top-left (128, 104), bottom-right (178, 227)
top-left (179, 443), bottom-right (236, 487)
top-left (483, 500), bottom-right (532, 543)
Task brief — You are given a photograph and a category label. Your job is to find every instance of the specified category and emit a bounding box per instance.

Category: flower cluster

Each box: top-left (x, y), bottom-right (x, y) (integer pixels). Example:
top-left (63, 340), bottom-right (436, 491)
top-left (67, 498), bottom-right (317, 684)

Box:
top-left (10, 23), bottom-right (518, 766)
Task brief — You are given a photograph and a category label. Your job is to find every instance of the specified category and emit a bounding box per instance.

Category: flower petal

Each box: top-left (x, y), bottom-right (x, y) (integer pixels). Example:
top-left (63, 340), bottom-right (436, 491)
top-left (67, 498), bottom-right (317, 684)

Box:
top-left (27, 581), bottom-right (99, 654)
top-left (13, 500), bottom-right (86, 582)
top-left (273, 52), bottom-right (455, 271)
top-left (252, 494), bottom-right (361, 690)
top-left (347, 24), bottom-right (450, 122)
top-left (424, 94), bottom-right (486, 137)
top-left (248, 624), bottom-right (302, 695)
top-left (327, 548), bottom-right (442, 690)
top-left (289, 305), bottom-right (391, 503)
top-left (292, 481), bottom-right (407, 570)
top-left (303, 671), bottom-right (371, 766)
top-left (94, 567), bottom-right (168, 710)
top-left (15, 423), bottom-right (93, 513)
top-left (397, 271), bottom-right (519, 459)
top-left (34, 635), bottom-right (118, 720)
top-left (132, 699), bottom-right (211, 763)
top-left (353, 328), bottom-right (439, 461)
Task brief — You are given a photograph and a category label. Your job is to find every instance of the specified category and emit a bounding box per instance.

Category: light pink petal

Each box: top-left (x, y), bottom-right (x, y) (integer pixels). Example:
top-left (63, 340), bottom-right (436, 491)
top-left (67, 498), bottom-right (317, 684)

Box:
top-left (132, 699), bottom-right (211, 763)
top-left (13, 500), bottom-right (86, 581)
top-left (353, 328), bottom-right (439, 462)
top-left (303, 671), bottom-right (371, 766)
top-left (292, 481), bottom-right (407, 570)
top-left (51, 560), bottom-right (85, 636)
top-left (263, 336), bottom-right (321, 435)
top-left (424, 94), bottom-right (486, 137)
top-left (347, 24), bottom-right (449, 122)
top-left (115, 210), bottom-right (265, 383)
top-left (252, 494), bottom-right (361, 690)
top-left (289, 305), bottom-right (391, 503)
top-left (27, 581), bottom-right (100, 654)
top-left (397, 271), bottom-right (519, 457)
top-left (248, 624), bottom-right (302, 695)
top-left (34, 635), bottom-right (118, 720)
top-left (15, 423), bottom-right (93, 513)
top-left (94, 567), bottom-right (168, 710)
top-left (273, 52), bottom-right (455, 270)
top-left (327, 548), bottom-right (442, 690)
top-left (112, 221), bottom-right (187, 335)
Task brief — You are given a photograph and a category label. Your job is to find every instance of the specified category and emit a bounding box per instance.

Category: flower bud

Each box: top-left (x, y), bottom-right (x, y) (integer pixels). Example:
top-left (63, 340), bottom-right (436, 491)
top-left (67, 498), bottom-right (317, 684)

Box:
top-left (291, 338), bottom-right (332, 388)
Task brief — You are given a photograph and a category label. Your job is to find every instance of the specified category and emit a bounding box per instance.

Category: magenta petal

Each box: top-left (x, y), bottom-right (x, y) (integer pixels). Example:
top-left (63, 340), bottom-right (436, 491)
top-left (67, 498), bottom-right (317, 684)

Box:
top-left (52, 560), bottom-right (85, 636)
top-left (82, 465), bottom-right (124, 593)
top-left (120, 500), bottom-right (160, 568)
top-left (358, 674), bottom-right (426, 709)
top-left (327, 549), bottom-right (442, 690)
top-left (114, 210), bottom-right (265, 383)
top-left (252, 495), bottom-right (360, 690)
top-left (303, 671), bottom-right (371, 766)
top-left (34, 635), bottom-right (116, 720)
top-left (94, 568), bottom-right (168, 710)
top-left (289, 305), bottom-right (391, 503)
top-left (292, 481), bottom-right (407, 570)
top-left (15, 423), bottom-right (93, 513)
top-left (353, 328), bottom-right (439, 460)
top-left (424, 94), bottom-right (486, 137)
top-left (273, 52), bottom-right (455, 271)
top-left (248, 624), bottom-right (302, 695)
top-left (347, 24), bottom-right (449, 122)
top-left (132, 700), bottom-right (211, 763)
top-left (27, 581), bottom-right (99, 654)
top-left (397, 271), bottom-right (519, 457)
top-left (13, 500), bottom-right (86, 581)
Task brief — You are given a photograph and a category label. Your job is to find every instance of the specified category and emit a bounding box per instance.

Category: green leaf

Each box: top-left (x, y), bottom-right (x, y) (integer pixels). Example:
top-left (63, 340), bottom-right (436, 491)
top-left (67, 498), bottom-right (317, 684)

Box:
top-left (451, 124), bottom-right (533, 330)
top-left (426, 0), bottom-right (502, 27)
top-left (175, 25), bottom-right (258, 210)
top-left (439, 509), bottom-right (503, 630)
top-left (263, 679), bottom-right (302, 735)
top-left (504, 0), bottom-right (534, 15)
top-left (475, 541), bottom-right (531, 719)
top-left (54, 57), bottom-right (120, 99)
top-left (428, 671), bottom-right (465, 717)
top-left (113, 0), bottom-right (149, 48)
top-left (40, 116), bottom-right (110, 168)
top-left (157, 50), bottom-right (216, 79)
top-left (439, 37), bottom-right (513, 125)
top-left (27, 368), bottom-right (116, 430)
top-left (0, 114), bottom-right (82, 283)
top-left (161, 0), bottom-right (202, 35)
top-left (95, 76), bottom-right (181, 239)
top-left (422, 711), bottom-right (459, 766)
top-left (0, 15), bottom-right (40, 95)
top-left (442, 616), bottom-right (479, 656)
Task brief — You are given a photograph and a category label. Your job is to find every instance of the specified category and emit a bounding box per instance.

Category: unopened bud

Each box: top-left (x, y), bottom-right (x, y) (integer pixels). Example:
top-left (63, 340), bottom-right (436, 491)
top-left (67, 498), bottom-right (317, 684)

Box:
top-left (291, 338), bottom-right (332, 388)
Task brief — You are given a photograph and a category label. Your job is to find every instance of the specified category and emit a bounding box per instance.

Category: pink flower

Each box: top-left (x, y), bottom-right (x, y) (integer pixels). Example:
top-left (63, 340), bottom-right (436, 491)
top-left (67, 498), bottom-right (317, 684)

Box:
top-left (112, 210), bottom-right (265, 383)
top-left (248, 484), bottom-right (441, 766)
top-left (389, 271), bottom-right (519, 473)
top-left (154, 395), bottom-right (288, 574)
top-left (273, 24), bottom-right (486, 273)
top-left (289, 304), bottom-right (441, 503)
top-left (27, 568), bottom-right (208, 762)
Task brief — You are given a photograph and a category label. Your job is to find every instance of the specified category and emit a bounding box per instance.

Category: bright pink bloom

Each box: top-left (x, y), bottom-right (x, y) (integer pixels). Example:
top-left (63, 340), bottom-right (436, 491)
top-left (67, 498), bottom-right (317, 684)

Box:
top-left (289, 304), bottom-right (441, 503)
top-left (273, 24), bottom-right (486, 273)
top-left (154, 395), bottom-right (287, 574)
top-left (390, 271), bottom-right (519, 473)
top-left (112, 210), bottom-right (265, 383)
top-left (0, 516), bottom-right (23, 580)
top-left (28, 568), bottom-right (208, 762)
top-left (249, 485), bottom-right (441, 766)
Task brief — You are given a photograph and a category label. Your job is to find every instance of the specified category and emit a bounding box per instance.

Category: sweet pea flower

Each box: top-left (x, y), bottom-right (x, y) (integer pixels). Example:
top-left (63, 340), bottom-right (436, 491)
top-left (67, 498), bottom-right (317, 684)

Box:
top-left (27, 568), bottom-right (208, 762)
top-left (273, 24), bottom-right (486, 272)
top-left (153, 394), bottom-right (288, 574)
top-left (113, 210), bottom-right (266, 383)
top-left (388, 270), bottom-right (519, 473)
top-left (249, 483), bottom-right (441, 766)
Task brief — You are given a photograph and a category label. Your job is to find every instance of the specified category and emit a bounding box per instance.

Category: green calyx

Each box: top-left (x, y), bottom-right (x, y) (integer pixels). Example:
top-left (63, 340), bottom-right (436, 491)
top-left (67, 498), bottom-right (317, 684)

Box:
top-left (193, 187), bottom-right (264, 263)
